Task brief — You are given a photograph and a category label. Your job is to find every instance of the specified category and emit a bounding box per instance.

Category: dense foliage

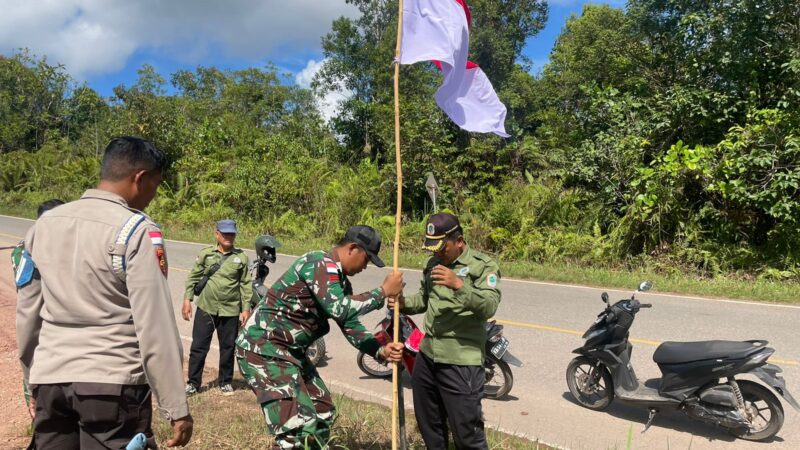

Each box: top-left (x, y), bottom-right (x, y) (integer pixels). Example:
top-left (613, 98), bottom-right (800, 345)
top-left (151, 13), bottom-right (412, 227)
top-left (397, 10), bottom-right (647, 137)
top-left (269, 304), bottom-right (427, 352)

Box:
top-left (1, 0), bottom-right (798, 280)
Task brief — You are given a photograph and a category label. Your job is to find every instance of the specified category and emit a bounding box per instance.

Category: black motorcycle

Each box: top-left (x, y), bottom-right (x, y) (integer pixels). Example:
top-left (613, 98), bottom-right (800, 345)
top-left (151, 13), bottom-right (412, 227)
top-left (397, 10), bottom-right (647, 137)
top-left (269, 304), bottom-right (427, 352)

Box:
top-left (566, 281), bottom-right (800, 441)
top-left (251, 235), bottom-right (326, 366)
top-left (356, 311), bottom-right (523, 399)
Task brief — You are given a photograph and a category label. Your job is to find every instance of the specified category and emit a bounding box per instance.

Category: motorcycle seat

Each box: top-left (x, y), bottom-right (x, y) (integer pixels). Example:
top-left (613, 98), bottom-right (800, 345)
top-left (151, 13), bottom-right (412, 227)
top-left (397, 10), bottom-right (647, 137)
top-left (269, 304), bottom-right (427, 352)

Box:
top-left (653, 340), bottom-right (764, 364)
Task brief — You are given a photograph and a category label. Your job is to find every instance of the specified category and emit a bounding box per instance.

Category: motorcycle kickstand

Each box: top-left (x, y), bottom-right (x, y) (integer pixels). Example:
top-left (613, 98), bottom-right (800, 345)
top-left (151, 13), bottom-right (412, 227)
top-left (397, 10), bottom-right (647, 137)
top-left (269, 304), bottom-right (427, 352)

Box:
top-left (642, 408), bottom-right (658, 433)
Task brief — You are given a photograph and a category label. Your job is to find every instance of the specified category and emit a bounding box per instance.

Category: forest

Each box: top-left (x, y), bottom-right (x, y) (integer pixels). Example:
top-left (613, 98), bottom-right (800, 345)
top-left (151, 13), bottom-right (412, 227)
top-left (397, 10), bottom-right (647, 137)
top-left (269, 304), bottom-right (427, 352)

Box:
top-left (1, 0), bottom-right (798, 283)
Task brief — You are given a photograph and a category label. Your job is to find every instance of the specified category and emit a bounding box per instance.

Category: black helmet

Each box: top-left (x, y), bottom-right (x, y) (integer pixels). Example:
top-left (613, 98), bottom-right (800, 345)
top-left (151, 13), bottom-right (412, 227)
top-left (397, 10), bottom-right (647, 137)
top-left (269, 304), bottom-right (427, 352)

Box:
top-left (255, 234), bottom-right (281, 263)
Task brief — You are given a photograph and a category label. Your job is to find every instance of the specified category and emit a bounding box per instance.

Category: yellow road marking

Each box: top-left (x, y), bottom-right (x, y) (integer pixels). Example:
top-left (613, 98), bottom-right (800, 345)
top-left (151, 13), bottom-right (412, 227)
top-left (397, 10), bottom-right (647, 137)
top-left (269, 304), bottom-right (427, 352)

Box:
top-left (2, 228), bottom-right (798, 367)
top-left (494, 319), bottom-right (799, 366)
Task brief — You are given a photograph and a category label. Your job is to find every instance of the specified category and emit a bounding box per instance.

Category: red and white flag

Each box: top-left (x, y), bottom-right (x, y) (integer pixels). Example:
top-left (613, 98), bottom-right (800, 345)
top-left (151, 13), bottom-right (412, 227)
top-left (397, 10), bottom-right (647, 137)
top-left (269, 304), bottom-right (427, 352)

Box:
top-left (400, 0), bottom-right (509, 137)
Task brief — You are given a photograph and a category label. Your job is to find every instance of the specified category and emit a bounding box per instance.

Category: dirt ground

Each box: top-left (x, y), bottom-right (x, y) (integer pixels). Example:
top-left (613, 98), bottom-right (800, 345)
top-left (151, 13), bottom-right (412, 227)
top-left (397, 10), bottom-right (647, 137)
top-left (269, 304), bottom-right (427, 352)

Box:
top-left (0, 252), bottom-right (222, 450)
top-left (0, 255), bottom-right (34, 449)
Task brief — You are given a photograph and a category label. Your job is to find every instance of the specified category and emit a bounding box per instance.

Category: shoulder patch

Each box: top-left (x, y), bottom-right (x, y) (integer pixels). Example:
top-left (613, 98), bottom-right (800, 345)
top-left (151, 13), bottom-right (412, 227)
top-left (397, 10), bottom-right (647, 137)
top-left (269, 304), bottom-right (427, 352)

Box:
top-left (14, 249), bottom-right (37, 288)
top-left (486, 273), bottom-right (499, 288)
top-left (148, 230), bottom-right (168, 278)
top-left (10, 243), bottom-right (23, 272)
top-left (155, 246), bottom-right (168, 278)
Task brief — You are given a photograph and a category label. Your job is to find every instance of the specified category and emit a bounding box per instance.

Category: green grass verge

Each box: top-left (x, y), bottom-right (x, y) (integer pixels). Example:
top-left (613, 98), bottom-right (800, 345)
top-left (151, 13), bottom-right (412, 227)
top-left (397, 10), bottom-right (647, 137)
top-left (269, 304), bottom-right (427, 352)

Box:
top-left (159, 221), bottom-right (800, 305)
top-left (3, 206), bottom-right (797, 304)
top-left (153, 386), bottom-right (551, 449)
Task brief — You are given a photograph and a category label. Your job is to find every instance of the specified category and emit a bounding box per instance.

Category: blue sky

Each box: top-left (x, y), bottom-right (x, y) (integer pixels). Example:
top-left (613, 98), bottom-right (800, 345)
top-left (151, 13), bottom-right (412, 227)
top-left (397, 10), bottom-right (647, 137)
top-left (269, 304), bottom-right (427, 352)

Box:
top-left (1, 0), bottom-right (625, 99)
top-left (525, 0), bottom-right (625, 74)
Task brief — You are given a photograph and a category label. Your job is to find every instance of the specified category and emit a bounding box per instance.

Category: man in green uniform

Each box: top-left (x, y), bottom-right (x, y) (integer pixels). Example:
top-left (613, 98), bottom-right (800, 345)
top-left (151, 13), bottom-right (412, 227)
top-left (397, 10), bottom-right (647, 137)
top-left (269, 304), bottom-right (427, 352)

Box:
top-left (390, 212), bottom-right (501, 450)
top-left (236, 225), bottom-right (404, 450)
top-left (183, 219), bottom-right (252, 395)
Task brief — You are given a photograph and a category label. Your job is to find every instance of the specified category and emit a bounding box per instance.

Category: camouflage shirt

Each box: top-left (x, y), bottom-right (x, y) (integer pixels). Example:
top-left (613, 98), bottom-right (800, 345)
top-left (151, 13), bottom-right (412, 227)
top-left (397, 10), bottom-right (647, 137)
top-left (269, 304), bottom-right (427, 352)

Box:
top-left (236, 250), bottom-right (385, 365)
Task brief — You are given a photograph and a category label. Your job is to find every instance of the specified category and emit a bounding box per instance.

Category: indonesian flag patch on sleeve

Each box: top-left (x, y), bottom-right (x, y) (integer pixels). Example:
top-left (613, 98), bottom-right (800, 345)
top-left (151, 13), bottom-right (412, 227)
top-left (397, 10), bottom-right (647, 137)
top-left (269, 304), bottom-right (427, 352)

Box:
top-left (149, 231), bottom-right (164, 245)
top-left (325, 261), bottom-right (340, 283)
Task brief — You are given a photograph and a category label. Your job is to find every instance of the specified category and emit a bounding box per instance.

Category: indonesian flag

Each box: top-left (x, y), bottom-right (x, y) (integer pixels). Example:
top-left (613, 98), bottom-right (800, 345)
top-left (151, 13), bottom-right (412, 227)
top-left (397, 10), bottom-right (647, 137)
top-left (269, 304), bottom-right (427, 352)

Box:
top-left (400, 0), bottom-right (509, 137)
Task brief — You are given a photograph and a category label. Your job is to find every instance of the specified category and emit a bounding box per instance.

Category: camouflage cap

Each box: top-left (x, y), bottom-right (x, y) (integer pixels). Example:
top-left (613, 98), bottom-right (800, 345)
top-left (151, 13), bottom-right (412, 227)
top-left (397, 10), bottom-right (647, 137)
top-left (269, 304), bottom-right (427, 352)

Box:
top-left (423, 213), bottom-right (461, 252)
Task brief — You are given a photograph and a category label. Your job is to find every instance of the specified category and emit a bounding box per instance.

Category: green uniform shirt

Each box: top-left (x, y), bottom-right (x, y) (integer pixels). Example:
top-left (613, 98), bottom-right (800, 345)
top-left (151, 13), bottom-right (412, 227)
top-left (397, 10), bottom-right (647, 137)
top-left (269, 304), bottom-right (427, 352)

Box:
top-left (402, 245), bottom-right (501, 366)
top-left (185, 246), bottom-right (252, 316)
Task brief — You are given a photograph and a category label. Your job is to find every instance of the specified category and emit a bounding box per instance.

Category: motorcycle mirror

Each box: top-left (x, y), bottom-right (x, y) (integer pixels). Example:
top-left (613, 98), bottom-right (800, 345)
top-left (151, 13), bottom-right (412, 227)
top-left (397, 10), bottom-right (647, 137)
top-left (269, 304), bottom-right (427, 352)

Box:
top-left (601, 292), bottom-right (609, 303)
top-left (638, 281), bottom-right (653, 292)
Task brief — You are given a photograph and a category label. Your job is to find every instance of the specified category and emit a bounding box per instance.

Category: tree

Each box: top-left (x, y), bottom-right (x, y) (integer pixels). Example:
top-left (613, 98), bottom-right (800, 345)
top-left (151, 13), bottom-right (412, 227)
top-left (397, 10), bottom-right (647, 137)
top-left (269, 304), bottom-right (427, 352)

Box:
top-left (317, 0), bottom-right (548, 209)
top-left (627, 0), bottom-right (800, 143)
top-left (0, 51), bottom-right (71, 152)
top-left (468, 0), bottom-right (548, 87)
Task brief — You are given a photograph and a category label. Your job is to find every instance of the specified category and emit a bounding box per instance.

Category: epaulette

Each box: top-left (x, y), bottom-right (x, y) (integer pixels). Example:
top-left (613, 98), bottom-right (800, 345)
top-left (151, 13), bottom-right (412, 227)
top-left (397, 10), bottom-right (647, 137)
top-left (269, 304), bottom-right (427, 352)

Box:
top-left (109, 213), bottom-right (148, 283)
top-left (472, 251), bottom-right (494, 263)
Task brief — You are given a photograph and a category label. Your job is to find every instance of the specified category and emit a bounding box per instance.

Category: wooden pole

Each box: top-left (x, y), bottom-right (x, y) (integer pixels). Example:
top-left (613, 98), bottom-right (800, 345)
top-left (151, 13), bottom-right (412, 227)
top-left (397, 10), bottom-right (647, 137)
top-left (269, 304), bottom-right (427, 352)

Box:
top-left (391, 0), bottom-right (404, 449)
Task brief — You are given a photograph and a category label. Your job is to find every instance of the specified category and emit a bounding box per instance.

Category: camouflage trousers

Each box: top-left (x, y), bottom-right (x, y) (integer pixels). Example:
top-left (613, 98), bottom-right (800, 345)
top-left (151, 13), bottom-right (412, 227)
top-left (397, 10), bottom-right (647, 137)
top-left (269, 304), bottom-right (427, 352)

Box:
top-left (236, 347), bottom-right (335, 450)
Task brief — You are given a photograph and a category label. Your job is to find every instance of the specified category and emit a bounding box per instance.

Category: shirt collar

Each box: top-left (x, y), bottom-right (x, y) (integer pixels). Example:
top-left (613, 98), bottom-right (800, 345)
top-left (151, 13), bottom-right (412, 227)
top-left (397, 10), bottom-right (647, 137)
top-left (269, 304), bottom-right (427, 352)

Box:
top-left (454, 244), bottom-right (473, 266)
top-left (80, 188), bottom-right (129, 207)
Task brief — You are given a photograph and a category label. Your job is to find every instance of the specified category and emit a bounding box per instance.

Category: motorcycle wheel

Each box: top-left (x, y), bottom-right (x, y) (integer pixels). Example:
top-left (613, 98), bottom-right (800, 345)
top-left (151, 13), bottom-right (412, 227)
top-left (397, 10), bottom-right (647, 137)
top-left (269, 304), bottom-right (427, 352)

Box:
top-left (484, 355), bottom-right (513, 399)
top-left (566, 356), bottom-right (614, 410)
top-left (730, 380), bottom-right (784, 441)
top-left (305, 339), bottom-right (326, 366)
top-left (356, 352), bottom-right (392, 378)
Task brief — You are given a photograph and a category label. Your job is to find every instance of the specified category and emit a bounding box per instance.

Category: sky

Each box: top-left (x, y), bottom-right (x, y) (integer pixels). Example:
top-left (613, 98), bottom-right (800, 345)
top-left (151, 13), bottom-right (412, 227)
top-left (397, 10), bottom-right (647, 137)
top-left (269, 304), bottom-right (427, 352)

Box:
top-left (0, 0), bottom-right (625, 118)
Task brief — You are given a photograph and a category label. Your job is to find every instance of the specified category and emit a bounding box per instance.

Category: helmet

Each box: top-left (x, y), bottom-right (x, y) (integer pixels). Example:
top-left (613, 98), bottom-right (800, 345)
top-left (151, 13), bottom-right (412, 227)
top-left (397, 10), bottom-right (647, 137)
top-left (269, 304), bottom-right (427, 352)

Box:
top-left (255, 234), bottom-right (281, 263)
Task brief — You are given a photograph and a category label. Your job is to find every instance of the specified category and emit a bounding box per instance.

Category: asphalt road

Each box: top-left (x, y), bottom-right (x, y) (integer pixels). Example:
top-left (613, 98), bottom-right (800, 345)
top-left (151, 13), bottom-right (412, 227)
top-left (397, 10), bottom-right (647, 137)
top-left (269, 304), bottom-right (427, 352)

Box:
top-left (2, 214), bottom-right (799, 449)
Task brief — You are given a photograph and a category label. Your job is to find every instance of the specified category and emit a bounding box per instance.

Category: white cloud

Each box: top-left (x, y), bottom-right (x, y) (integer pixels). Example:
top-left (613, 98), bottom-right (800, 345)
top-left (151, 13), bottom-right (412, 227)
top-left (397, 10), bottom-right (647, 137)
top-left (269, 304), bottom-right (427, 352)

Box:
top-left (295, 58), bottom-right (351, 123)
top-left (295, 59), bottom-right (325, 89)
top-left (0, 0), bottom-right (358, 79)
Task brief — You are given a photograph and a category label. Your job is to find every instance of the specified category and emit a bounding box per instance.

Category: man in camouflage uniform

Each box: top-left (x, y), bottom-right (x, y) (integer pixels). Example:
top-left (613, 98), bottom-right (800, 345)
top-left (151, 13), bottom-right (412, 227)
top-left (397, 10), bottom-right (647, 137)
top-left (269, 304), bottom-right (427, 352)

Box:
top-left (236, 225), bottom-right (404, 449)
top-left (390, 212), bottom-right (501, 450)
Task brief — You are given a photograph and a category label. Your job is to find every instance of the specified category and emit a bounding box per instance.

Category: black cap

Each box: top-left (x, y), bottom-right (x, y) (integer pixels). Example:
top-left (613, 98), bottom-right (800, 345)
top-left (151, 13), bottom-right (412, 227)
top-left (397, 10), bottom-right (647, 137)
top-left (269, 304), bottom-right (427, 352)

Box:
top-left (423, 213), bottom-right (461, 252)
top-left (344, 225), bottom-right (385, 268)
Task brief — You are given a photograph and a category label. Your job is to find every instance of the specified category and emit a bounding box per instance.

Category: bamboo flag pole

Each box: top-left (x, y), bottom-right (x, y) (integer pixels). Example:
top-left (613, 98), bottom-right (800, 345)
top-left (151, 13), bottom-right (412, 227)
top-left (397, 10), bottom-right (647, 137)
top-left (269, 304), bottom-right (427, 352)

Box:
top-left (391, 0), bottom-right (405, 449)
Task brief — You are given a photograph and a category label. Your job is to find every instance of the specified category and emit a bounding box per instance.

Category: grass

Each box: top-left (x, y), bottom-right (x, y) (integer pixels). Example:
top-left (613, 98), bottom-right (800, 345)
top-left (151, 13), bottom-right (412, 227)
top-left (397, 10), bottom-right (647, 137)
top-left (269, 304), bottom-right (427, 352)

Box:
top-left (3, 205), bottom-right (798, 304)
top-left (161, 220), bottom-right (800, 305)
top-left (152, 384), bottom-right (552, 449)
